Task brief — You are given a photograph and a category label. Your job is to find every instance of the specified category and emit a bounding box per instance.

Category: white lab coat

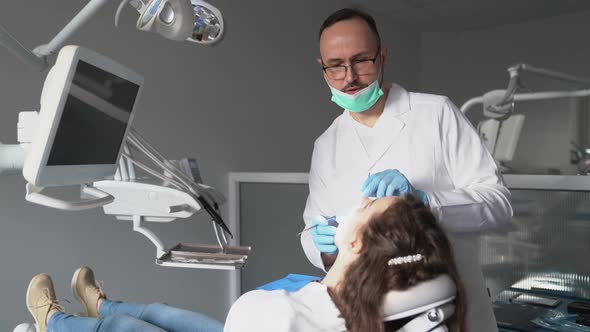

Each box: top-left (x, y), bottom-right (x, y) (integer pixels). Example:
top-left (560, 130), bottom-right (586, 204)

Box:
top-left (301, 84), bottom-right (513, 332)
top-left (224, 282), bottom-right (346, 332)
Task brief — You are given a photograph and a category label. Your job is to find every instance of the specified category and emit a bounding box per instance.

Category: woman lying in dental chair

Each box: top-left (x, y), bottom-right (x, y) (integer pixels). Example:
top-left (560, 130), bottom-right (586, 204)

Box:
top-left (24, 195), bottom-right (466, 332)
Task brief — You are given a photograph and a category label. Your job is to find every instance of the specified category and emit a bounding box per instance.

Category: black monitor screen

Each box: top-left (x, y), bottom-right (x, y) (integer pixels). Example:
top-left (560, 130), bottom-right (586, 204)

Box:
top-left (47, 60), bottom-right (140, 166)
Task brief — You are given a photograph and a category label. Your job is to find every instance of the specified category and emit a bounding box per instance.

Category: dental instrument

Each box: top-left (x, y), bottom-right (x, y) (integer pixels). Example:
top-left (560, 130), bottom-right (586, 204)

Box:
top-left (296, 216), bottom-right (338, 236)
top-left (299, 196), bottom-right (375, 237)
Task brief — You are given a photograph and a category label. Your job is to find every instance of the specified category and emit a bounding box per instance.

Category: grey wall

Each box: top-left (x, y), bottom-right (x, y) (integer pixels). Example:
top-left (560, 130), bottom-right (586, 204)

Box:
top-left (239, 183), bottom-right (319, 294)
top-left (420, 11), bottom-right (590, 174)
top-left (0, 1), bottom-right (421, 329)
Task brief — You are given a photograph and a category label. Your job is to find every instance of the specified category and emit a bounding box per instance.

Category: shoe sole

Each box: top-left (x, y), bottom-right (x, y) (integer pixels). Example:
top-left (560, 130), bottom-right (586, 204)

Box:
top-left (26, 274), bottom-right (46, 331)
top-left (70, 267), bottom-right (89, 317)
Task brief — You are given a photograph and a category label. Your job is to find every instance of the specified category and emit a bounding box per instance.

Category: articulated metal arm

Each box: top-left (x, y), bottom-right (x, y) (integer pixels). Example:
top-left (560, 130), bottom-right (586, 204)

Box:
top-left (0, 0), bottom-right (111, 71)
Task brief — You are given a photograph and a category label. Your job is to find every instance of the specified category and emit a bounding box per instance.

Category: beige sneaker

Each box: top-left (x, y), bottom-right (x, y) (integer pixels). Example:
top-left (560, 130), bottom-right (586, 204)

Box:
top-left (71, 266), bottom-right (106, 318)
top-left (26, 273), bottom-right (63, 332)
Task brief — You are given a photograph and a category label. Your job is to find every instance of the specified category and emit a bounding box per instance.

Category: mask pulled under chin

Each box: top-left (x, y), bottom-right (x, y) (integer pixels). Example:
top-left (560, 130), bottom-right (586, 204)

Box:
top-left (329, 80), bottom-right (384, 113)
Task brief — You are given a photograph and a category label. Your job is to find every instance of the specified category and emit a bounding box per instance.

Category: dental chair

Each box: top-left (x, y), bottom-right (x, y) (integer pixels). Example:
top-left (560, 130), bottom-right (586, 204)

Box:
top-left (381, 274), bottom-right (457, 332)
top-left (14, 274), bottom-right (456, 332)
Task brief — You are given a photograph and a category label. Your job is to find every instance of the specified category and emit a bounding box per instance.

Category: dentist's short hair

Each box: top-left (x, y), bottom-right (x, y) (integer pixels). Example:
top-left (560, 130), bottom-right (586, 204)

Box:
top-left (319, 8), bottom-right (381, 48)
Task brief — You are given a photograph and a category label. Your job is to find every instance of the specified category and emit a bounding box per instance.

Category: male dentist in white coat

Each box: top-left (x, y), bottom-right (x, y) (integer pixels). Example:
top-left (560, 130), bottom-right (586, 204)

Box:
top-left (301, 8), bottom-right (513, 331)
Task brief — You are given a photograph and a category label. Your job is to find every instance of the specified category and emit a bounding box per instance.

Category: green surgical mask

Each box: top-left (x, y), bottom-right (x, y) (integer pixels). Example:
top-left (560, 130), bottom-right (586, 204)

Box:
top-left (329, 80), bottom-right (384, 113)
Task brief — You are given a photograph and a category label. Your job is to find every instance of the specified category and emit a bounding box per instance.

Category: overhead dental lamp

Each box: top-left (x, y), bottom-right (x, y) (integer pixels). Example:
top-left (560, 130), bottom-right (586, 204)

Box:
top-left (0, 0), bottom-right (225, 72)
top-left (116, 0), bottom-right (225, 44)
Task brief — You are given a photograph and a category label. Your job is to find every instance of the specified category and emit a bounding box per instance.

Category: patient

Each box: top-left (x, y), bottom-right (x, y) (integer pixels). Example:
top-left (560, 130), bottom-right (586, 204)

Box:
top-left (25, 195), bottom-right (466, 332)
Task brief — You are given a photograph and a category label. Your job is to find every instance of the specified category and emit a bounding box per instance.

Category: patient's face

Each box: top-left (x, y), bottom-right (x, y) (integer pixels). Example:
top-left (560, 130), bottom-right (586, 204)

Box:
top-left (334, 197), bottom-right (401, 250)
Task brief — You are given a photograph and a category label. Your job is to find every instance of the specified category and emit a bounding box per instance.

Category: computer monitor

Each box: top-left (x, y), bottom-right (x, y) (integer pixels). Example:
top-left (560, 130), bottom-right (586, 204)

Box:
top-left (23, 45), bottom-right (143, 187)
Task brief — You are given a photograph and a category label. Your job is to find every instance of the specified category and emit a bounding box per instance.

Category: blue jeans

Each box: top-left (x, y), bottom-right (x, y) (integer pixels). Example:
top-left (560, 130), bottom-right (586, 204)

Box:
top-left (48, 300), bottom-right (224, 332)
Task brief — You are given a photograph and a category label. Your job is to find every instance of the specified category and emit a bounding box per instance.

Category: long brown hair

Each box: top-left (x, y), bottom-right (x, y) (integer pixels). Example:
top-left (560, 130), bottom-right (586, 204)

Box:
top-left (328, 195), bottom-right (467, 332)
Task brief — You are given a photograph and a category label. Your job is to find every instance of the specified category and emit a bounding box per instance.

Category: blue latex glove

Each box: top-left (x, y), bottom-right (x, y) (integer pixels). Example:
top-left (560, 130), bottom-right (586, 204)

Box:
top-left (311, 216), bottom-right (338, 254)
top-left (361, 169), bottom-right (429, 205)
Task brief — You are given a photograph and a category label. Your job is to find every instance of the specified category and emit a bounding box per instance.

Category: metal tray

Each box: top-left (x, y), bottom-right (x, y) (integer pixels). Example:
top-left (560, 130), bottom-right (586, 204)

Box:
top-left (156, 243), bottom-right (252, 270)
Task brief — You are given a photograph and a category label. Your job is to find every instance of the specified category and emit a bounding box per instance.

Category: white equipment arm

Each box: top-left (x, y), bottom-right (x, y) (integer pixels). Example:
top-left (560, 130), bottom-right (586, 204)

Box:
top-left (0, 0), bottom-right (111, 71)
top-left (34, 0), bottom-right (111, 59)
top-left (0, 142), bottom-right (26, 176)
top-left (461, 88), bottom-right (590, 115)
top-left (460, 63), bottom-right (590, 173)
top-left (461, 63), bottom-right (590, 115)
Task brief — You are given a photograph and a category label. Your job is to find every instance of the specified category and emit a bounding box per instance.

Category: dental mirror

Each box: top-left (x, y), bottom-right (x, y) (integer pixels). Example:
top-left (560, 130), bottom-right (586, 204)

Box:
top-left (188, 0), bottom-right (224, 44)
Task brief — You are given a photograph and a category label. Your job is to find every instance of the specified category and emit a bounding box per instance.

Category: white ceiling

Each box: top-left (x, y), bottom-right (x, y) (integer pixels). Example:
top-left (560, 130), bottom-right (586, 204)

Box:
top-left (353, 0), bottom-right (590, 31)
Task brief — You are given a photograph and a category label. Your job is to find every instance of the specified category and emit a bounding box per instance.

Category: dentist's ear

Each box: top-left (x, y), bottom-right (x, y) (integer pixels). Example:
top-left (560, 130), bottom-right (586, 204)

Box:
top-left (318, 58), bottom-right (329, 79)
top-left (380, 46), bottom-right (389, 65)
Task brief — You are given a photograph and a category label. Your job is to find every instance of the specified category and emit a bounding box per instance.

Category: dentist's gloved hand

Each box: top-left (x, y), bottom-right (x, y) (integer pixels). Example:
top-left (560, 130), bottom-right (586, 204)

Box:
top-left (361, 169), bottom-right (429, 205)
top-left (311, 216), bottom-right (338, 254)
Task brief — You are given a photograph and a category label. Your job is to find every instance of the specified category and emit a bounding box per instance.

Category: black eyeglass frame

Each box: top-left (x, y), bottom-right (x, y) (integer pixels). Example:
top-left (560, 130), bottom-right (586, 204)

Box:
top-left (321, 47), bottom-right (382, 79)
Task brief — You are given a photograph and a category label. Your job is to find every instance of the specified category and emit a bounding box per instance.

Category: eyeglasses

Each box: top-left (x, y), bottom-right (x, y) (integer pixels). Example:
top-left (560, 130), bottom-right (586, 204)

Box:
top-left (322, 48), bottom-right (381, 80)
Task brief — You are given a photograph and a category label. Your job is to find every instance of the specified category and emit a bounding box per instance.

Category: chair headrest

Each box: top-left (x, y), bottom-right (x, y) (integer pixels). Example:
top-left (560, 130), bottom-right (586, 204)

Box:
top-left (382, 274), bottom-right (456, 321)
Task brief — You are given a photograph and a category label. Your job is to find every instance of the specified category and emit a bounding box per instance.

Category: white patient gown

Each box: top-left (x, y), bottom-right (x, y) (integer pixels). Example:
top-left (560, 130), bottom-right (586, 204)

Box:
top-left (223, 282), bottom-right (346, 332)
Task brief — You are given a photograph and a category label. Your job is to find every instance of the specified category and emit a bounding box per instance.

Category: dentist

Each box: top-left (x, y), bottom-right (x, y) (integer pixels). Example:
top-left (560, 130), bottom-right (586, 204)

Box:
top-left (301, 8), bottom-right (513, 331)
